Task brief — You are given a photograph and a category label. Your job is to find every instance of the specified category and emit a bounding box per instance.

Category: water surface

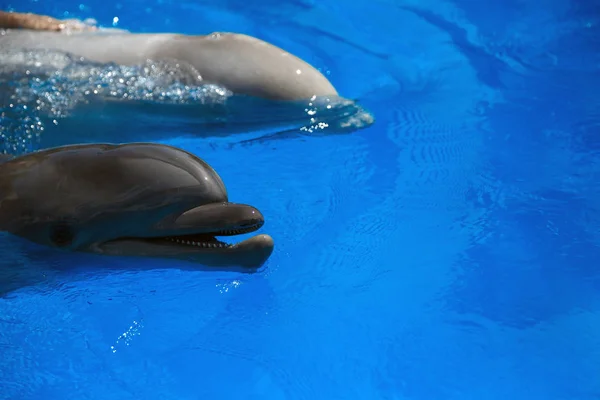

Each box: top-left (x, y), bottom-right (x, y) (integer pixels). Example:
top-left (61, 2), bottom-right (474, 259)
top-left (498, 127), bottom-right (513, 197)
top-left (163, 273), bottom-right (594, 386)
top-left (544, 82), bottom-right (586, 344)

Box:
top-left (1, 0), bottom-right (599, 398)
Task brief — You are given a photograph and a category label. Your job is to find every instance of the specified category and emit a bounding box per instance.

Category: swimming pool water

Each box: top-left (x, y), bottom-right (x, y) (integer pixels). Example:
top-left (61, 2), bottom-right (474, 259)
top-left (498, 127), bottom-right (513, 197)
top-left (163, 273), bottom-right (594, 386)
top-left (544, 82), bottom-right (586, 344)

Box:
top-left (1, 0), bottom-right (599, 399)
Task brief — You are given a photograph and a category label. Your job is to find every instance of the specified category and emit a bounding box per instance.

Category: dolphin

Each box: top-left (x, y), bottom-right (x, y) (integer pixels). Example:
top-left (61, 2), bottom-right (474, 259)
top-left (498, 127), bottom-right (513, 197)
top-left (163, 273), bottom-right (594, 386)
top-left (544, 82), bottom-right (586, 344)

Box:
top-left (0, 29), bottom-right (338, 101)
top-left (0, 28), bottom-right (375, 150)
top-left (0, 143), bottom-right (275, 274)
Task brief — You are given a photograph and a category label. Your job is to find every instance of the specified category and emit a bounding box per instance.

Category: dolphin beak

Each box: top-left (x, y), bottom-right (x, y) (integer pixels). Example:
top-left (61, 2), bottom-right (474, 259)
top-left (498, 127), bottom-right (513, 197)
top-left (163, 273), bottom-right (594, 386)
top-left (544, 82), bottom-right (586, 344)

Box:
top-left (93, 201), bottom-right (274, 270)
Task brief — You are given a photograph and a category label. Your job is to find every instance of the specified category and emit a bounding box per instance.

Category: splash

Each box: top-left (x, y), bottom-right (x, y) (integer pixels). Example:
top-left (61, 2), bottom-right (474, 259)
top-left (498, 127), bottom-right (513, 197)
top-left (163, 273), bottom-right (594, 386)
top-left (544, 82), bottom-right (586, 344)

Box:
top-left (0, 49), bottom-right (231, 154)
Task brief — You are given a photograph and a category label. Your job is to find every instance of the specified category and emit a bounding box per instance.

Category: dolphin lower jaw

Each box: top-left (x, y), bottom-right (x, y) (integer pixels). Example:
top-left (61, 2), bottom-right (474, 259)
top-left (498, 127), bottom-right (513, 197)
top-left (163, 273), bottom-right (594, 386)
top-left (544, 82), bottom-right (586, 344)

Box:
top-left (92, 233), bottom-right (274, 269)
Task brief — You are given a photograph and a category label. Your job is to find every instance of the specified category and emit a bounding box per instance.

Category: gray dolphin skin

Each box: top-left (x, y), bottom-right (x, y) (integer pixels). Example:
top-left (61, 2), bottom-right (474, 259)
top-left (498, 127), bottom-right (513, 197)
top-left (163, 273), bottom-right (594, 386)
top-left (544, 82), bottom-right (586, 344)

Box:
top-left (0, 29), bottom-right (339, 101)
top-left (0, 143), bottom-right (274, 270)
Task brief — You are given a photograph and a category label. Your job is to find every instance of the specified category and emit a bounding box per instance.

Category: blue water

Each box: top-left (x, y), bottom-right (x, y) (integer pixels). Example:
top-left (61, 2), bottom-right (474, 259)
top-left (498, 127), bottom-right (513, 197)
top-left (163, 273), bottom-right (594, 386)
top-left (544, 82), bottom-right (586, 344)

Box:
top-left (1, 0), bottom-right (599, 399)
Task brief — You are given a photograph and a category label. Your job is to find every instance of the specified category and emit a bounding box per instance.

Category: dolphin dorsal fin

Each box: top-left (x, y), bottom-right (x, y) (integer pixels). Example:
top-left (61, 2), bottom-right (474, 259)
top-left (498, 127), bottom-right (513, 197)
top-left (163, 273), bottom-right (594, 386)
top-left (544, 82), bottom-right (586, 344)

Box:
top-left (0, 154), bottom-right (14, 164)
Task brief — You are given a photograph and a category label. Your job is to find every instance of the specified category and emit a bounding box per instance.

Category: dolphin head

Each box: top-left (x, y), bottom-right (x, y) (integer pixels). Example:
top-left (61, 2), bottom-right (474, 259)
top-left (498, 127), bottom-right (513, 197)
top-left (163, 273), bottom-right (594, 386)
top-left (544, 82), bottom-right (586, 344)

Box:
top-left (0, 143), bottom-right (274, 270)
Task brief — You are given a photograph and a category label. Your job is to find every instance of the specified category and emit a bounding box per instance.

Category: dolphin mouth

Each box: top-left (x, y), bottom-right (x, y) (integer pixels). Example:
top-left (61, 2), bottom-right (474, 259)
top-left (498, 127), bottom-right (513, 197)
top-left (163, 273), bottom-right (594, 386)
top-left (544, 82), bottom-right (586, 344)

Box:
top-left (97, 202), bottom-right (274, 269)
top-left (146, 222), bottom-right (265, 249)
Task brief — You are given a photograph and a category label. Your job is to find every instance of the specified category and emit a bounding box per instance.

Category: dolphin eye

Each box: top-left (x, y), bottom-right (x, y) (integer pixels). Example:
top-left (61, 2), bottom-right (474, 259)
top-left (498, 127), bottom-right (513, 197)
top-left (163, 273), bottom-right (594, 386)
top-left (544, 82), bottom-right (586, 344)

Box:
top-left (50, 222), bottom-right (75, 247)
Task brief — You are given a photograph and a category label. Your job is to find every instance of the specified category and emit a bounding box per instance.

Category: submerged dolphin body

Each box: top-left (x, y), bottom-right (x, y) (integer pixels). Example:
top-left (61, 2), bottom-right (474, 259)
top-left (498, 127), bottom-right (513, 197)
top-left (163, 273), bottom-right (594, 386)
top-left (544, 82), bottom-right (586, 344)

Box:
top-left (0, 29), bottom-right (375, 149)
top-left (0, 143), bottom-right (274, 293)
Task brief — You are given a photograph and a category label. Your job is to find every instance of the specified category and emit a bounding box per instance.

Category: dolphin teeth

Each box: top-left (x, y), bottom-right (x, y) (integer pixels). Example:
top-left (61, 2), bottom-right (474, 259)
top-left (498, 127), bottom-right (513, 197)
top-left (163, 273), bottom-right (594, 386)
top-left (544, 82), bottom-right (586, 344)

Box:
top-left (162, 236), bottom-right (232, 249)
top-left (216, 225), bottom-right (262, 236)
